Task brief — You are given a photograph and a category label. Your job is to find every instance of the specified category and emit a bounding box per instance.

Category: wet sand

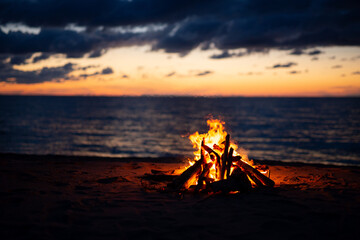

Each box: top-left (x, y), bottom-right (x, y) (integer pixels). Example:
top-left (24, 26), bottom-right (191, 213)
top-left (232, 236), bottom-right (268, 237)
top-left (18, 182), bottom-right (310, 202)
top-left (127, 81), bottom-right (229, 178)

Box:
top-left (0, 153), bottom-right (359, 240)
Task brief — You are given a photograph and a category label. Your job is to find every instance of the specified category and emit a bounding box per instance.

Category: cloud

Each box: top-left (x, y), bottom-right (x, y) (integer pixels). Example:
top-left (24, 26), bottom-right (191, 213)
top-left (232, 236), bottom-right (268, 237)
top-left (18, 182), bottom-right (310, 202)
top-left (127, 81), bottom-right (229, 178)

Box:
top-left (311, 57), bottom-right (319, 61)
top-left (32, 53), bottom-right (51, 63)
top-left (307, 49), bottom-right (323, 55)
top-left (79, 67), bottom-right (114, 78)
top-left (166, 72), bottom-right (176, 77)
top-left (0, 62), bottom-right (76, 84)
top-left (101, 67), bottom-right (113, 75)
top-left (0, 58), bottom-right (111, 83)
top-left (331, 65), bottom-right (342, 69)
top-left (289, 70), bottom-right (301, 74)
top-left (0, 0), bottom-right (358, 59)
top-left (210, 50), bottom-right (234, 59)
top-left (353, 71), bottom-right (360, 75)
top-left (196, 71), bottom-right (213, 76)
top-left (289, 49), bottom-right (323, 56)
top-left (271, 62), bottom-right (297, 68)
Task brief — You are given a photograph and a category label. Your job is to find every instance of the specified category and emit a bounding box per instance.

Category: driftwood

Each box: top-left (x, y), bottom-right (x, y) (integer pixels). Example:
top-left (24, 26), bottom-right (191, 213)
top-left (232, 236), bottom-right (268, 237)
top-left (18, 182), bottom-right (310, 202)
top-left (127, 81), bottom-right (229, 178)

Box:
top-left (167, 140), bottom-right (205, 190)
top-left (202, 144), bottom-right (221, 179)
top-left (237, 158), bottom-right (275, 187)
top-left (209, 168), bottom-right (251, 193)
top-left (196, 163), bottom-right (212, 191)
top-left (226, 147), bottom-right (234, 179)
top-left (229, 167), bottom-right (252, 191)
top-left (220, 134), bottom-right (230, 180)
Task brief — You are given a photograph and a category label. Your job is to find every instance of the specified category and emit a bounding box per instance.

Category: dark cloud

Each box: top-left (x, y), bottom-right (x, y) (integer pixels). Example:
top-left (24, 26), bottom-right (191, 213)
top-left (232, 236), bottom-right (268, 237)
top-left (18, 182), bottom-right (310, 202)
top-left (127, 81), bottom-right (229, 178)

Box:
top-left (9, 54), bottom-right (32, 65)
top-left (289, 49), bottom-right (305, 55)
top-left (196, 70), bottom-right (213, 76)
top-left (271, 62), bottom-right (297, 68)
top-left (331, 65), bottom-right (342, 69)
top-left (79, 67), bottom-right (113, 78)
top-left (308, 49), bottom-right (323, 55)
top-left (289, 48), bottom-right (323, 56)
top-left (353, 71), bottom-right (360, 75)
top-left (289, 70), bottom-right (301, 74)
top-left (101, 67), bottom-right (113, 75)
top-left (0, 27), bottom-right (152, 58)
top-left (311, 57), bottom-right (319, 61)
top-left (0, 62), bottom-right (76, 84)
top-left (0, 0), bottom-right (359, 58)
top-left (88, 49), bottom-right (107, 58)
top-left (122, 74), bottom-right (129, 78)
top-left (0, 58), bottom-right (111, 83)
top-left (210, 50), bottom-right (234, 59)
top-left (32, 53), bottom-right (51, 63)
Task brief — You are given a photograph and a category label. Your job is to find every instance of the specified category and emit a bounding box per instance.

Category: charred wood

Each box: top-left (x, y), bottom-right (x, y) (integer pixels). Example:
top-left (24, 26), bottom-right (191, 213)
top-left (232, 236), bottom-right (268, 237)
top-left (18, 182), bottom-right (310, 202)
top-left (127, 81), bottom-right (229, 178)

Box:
top-left (226, 147), bottom-right (234, 179)
top-left (237, 160), bottom-right (275, 187)
top-left (220, 134), bottom-right (230, 180)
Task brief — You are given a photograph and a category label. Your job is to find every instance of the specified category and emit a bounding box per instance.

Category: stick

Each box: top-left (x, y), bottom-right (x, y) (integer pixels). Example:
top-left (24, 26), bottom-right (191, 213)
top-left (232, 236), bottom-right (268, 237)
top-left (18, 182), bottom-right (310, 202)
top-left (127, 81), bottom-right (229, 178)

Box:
top-left (237, 160), bottom-right (275, 187)
top-left (232, 156), bottom-right (264, 187)
top-left (220, 134), bottom-right (230, 180)
top-left (167, 139), bottom-right (205, 190)
top-left (202, 144), bottom-right (221, 179)
top-left (196, 163), bottom-right (212, 191)
top-left (230, 167), bottom-right (252, 192)
top-left (226, 147), bottom-right (234, 179)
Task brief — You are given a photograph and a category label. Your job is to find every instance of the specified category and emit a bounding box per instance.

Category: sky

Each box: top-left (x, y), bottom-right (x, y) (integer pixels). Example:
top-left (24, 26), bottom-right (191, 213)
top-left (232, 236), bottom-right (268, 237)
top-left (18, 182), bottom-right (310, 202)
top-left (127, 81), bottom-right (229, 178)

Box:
top-left (0, 0), bottom-right (359, 96)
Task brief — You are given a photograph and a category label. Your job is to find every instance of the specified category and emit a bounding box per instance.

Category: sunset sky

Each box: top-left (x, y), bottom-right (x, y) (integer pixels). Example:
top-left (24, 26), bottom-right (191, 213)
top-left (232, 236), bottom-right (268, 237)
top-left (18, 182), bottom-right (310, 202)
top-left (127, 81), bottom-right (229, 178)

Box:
top-left (0, 0), bottom-right (359, 96)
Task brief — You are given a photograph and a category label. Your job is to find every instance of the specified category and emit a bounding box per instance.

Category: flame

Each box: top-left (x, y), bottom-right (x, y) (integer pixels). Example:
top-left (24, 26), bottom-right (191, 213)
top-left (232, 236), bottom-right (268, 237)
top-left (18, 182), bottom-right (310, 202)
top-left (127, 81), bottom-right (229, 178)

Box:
top-left (188, 119), bottom-right (252, 181)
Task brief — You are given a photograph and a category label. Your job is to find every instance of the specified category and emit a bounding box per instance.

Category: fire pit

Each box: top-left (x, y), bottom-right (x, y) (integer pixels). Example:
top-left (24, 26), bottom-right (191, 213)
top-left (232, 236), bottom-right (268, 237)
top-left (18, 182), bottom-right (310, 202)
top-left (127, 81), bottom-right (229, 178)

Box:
top-left (167, 119), bottom-right (274, 193)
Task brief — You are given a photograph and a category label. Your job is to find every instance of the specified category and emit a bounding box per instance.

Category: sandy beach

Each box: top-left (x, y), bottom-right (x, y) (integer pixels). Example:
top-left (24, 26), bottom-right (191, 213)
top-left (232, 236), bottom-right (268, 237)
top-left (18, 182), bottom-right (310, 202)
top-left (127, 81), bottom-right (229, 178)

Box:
top-left (1, 153), bottom-right (359, 240)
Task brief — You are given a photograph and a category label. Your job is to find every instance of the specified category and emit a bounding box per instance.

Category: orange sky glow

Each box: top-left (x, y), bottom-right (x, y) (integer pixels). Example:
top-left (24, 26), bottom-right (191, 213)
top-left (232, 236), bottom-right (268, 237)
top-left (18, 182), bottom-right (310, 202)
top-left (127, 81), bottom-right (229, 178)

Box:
top-left (1, 46), bottom-right (359, 97)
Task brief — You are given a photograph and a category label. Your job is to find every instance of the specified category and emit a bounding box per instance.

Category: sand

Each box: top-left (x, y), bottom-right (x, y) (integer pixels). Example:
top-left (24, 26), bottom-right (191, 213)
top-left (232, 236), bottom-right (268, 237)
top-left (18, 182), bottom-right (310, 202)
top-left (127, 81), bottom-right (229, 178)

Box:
top-left (0, 153), bottom-right (359, 240)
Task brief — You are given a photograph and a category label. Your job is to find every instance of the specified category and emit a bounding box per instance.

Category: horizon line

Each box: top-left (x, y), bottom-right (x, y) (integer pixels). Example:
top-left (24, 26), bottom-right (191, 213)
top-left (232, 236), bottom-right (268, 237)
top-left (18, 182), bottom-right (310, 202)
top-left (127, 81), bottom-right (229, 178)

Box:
top-left (1, 93), bottom-right (359, 98)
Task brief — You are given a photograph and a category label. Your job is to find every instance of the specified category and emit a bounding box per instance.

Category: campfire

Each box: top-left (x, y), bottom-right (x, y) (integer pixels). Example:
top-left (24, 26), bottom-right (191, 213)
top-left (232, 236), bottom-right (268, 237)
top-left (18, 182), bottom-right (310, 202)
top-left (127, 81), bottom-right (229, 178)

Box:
top-left (167, 119), bottom-right (274, 193)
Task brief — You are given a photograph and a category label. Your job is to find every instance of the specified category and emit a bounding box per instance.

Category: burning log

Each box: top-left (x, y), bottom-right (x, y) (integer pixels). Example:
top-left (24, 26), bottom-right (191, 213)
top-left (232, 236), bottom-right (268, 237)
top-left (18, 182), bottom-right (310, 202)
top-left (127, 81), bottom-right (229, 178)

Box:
top-left (202, 144), bottom-right (221, 179)
top-left (220, 134), bottom-right (230, 180)
top-left (236, 158), bottom-right (275, 187)
top-left (167, 158), bottom-right (202, 191)
top-left (209, 167), bottom-right (251, 193)
top-left (167, 140), bottom-right (205, 191)
top-left (196, 163), bottom-right (212, 191)
top-left (226, 147), bottom-right (234, 179)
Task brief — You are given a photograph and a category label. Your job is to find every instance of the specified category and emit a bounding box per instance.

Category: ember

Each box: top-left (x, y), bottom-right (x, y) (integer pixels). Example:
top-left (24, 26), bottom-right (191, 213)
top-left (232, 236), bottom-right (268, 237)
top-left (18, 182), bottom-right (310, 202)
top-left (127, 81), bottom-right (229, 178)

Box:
top-left (167, 119), bottom-right (274, 193)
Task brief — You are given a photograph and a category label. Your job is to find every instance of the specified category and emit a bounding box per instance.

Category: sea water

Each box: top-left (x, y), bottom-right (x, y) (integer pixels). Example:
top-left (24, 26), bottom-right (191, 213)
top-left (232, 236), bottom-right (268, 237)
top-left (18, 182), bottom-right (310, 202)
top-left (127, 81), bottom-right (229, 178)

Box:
top-left (0, 96), bottom-right (359, 166)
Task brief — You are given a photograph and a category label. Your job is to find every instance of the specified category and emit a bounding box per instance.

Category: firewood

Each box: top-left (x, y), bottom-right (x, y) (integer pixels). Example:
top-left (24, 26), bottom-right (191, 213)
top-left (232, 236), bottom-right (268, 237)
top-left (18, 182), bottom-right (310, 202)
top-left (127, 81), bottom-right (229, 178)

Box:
top-left (220, 134), bottom-right (230, 180)
top-left (202, 144), bottom-right (221, 179)
top-left (213, 144), bottom-right (223, 152)
top-left (226, 147), bottom-right (234, 179)
top-left (167, 139), bottom-right (205, 190)
top-left (202, 145), bottom-right (220, 162)
top-left (209, 170), bottom-right (251, 193)
top-left (229, 167), bottom-right (252, 192)
top-left (237, 160), bottom-right (275, 187)
top-left (196, 163), bottom-right (212, 191)
top-left (243, 169), bottom-right (264, 187)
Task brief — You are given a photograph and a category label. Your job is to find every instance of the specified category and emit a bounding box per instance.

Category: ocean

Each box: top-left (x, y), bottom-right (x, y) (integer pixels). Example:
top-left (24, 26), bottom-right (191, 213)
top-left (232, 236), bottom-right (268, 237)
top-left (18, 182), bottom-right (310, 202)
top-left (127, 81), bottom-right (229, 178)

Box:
top-left (0, 96), bottom-right (359, 166)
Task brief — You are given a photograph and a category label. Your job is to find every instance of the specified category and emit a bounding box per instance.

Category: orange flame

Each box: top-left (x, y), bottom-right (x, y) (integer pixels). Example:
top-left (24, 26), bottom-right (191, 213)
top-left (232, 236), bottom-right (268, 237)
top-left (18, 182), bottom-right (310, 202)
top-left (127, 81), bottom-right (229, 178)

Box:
top-left (188, 119), bottom-right (255, 181)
